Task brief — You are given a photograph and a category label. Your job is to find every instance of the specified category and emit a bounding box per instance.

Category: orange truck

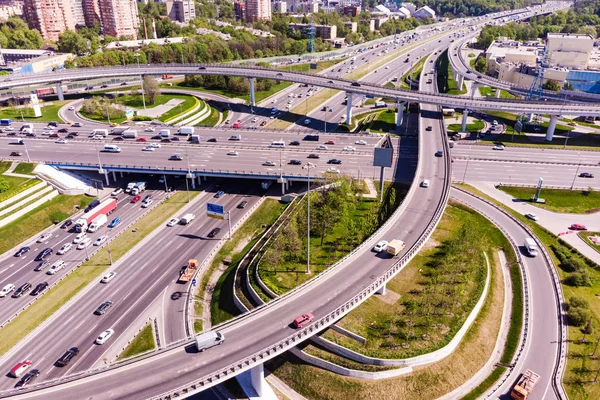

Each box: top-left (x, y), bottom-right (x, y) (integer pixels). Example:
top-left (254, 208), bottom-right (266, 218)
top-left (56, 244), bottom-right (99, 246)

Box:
top-left (162, 74), bottom-right (173, 79)
top-left (511, 369), bottom-right (540, 400)
top-left (178, 259), bottom-right (198, 283)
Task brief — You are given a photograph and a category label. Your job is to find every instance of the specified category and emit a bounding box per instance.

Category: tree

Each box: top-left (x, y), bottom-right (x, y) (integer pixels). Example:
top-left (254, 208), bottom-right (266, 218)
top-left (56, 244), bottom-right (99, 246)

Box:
top-left (57, 30), bottom-right (90, 56)
top-left (542, 79), bottom-right (561, 92)
top-left (142, 75), bottom-right (161, 105)
top-left (563, 81), bottom-right (574, 91)
top-left (474, 56), bottom-right (487, 73)
top-left (0, 178), bottom-right (9, 193)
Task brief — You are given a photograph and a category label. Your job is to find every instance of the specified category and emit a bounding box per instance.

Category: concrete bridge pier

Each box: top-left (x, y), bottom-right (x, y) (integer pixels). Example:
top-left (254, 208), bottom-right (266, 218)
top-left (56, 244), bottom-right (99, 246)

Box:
top-left (461, 110), bottom-right (470, 132)
top-left (249, 78), bottom-right (256, 107)
top-left (187, 172), bottom-right (195, 189)
top-left (376, 283), bottom-right (386, 295)
top-left (396, 101), bottom-right (405, 127)
top-left (120, 171), bottom-right (124, 178)
top-left (546, 114), bottom-right (559, 141)
top-left (250, 363), bottom-right (267, 396)
top-left (112, 171), bottom-right (117, 181)
top-left (456, 73), bottom-right (464, 91)
top-left (345, 92), bottom-right (353, 124)
top-left (56, 83), bottom-right (64, 101)
top-left (496, 89), bottom-right (501, 98)
top-left (99, 168), bottom-right (109, 185)
top-left (197, 175), bottom-right (202, 186)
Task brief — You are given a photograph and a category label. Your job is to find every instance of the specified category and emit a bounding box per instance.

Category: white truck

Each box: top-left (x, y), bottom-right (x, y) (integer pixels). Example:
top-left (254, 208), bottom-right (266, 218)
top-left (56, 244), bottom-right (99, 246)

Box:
top-left (88, 214), bottom-right (108, 233)
top-left (180, 213), bottom-right (196, 225)
top-left (110, 126), bottom-right (129, 135)
top-left (177, 126), bottom-right (194, 135)
top-left (125, 182), bottom-right (137, 193)
top-left (159, 129), bottom-right (171, 137)
top-left (386, 239), bottom-right (406, 257)
top-left (524, 238), bottom-right (538, 257)
top-left (92, 129), bottom-right (108, 137)
top-left (130, 181), bottom-right (146, 196)
top-left (122, 130), bottom-right (138, 138)
top-left (195, 331), bottom-right (224, 352)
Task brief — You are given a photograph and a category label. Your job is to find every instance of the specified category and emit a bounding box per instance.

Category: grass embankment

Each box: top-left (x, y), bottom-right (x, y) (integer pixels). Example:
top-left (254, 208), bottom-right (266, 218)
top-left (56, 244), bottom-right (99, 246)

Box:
top-left (118, 324), bottom-right (156, 360)
top-left (11, 163), bottom-right (36, 175)
top-left (258, 183), bottom-right (406, 294)
top-left (277, 59), bottom-right (344, 73)
top-left (456, 184), bottom-right (600, 400)
top-left (0, 100), bottom-right (69, 123)
top-left (448, 118), bottom-right (485, 133)
top-left (0, 175), bottom-right (40, 204)
top-left (578, 232), bottom-right (600, 253)
top-left (478, 86), bottom-right (517, 99)
top-left (0, 194), bottom-right (88, 255)
top-left (201, 199), bottom-right (288, 326)
top-left (201, 105), bottom-right (221, 127)
top-left (266, 204), bottom-right (509, 399)
top-left (369, 109), bottom-right (397, 133)
top-left (321, 203), bottom-right (508, 359)
top-left (498, 186), bottom-right (600, 214)
top-left (0, 191), bottom-right (194, 356)
top-left (437, 50), bottom-right (467, 95)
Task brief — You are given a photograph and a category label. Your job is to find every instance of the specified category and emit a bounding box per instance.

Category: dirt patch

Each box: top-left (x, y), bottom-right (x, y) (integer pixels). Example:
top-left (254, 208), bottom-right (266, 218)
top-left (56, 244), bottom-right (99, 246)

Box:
top-left (232, 234), bottom-right (252, 254)
top-left (421, 237), bottom-right (441, 251)
top-left (376, 289), bottom-right (401, 305)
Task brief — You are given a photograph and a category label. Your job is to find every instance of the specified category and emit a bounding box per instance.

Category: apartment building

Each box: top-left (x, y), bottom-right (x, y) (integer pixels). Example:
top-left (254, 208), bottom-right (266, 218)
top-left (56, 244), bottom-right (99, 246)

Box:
top-left (165, 0), bottom-right (195, 23)
top-left (82, 0), bottom-right (100, 27)
top-left (245, 0), bottom-right (271, 22)
top-left (23, 0), bottom-right (75, 41)
top-left (98, 0), bottom-right (139, 39)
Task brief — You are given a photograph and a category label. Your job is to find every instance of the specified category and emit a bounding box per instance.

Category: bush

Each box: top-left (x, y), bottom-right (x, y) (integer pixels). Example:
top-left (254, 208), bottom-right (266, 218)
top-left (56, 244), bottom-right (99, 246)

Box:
top-left (0, 178), bottom-right (9, 193)
top-left (565, 270), bottom-right (592, 287)
top-left (568, 306), bottom-right (591, 327)
top-left (568, 296), bottom-right (589, 310)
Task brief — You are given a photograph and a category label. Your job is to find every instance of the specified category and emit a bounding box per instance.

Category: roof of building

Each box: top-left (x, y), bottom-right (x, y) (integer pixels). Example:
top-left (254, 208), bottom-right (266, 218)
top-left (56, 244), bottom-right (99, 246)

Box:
top-left (547, 33), bottom-right (594, 40)
top-left (415, 5), bottom-right (435, 15)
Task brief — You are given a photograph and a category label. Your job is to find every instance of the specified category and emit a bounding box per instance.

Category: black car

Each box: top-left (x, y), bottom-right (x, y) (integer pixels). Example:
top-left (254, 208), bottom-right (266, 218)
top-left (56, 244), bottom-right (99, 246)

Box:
top-left (307, 154), bottom-right (320, 159)
top-left (435, 150), bottom-right (443, 157)
top-left (34, 260), bottom-right (50, 272)
top-left (56, 347), bottom-right (79, 367)
top-left (237, 201), bottom-right (248, 209)
top-left (171, 136), bottom-right (180, 141)
top-left (30, 282), bottom-right (49, 296)
top-left (10, 151), bottom-right (22, 156)
top-left (15, 369), bottom-right (39, 387)
top-left (425, 126), bottom-right (433, 131)
top-left (328, 159), bottom-right (342, 164)
top-left (161, 138), bottom-right (172, 142)
top-left (100, 84), bottom-right (109, 88)
top-left (85, 199), bottom-right (100, 213)
top-left (12, 282), bottom-right (32, 298)
top-left (61, 218), bottom-right (73, 229)
top-left (113, 136), bottom-right (124, 141)
top-left (208, 227), bottom-right (221, 238)
top-left (58, 128), bottom-right (69, 133)
top-left (169, 155), bottom-right (183, 161)
top-left (289, 141), bottom-right (300, 146)
top-left (207, 138), bottom-right (217, 142)
top-left (94, 300), bottom-right (113, 315)
top-left (351, 82), bottom-right (361, 87)
top-left (289, 160), bottom-right (302, 165)
top-left (34, 248), bottom-right (53, 262)
top-left (14, 247), bottom-right (30, 257)
top-left (120, 82), bottom-right (128, 86)
top-left (579, 172), bottom-right (594, 178)
top-left (199, 66), bottom-right (206, 70)
top-left (151, 135), bottom-right (162, 140)
top-left (66, 134), bottom-right (75, 139)
top-left (47, 122), bottom-right (58, 128)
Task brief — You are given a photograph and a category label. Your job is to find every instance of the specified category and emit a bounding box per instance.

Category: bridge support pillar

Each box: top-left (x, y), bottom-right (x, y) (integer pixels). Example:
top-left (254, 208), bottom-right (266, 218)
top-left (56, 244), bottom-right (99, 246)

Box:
top-left (203, 175), bottom-right (207, 181)
top-left (56, 83), bottom-right (64, 101)
top-left (546, 114), bottom-right (559, 141)
top-left (461, 110), bottom-right (469, 133)
top-left (250, 363), bottom-right (266, 396)
top-left (396, 101), bottom-right (405, 127)
top-left (103, 171), bottom-right (110, 185)
top-left (376, 283), bottom-right (386, 295)
top-left (470, 83), bottom-right (479, 99)
top-left (197, 175), bottom-right (202, 186)
top-left (190, 175), bottom-right (196, 189)
top-left (120, 171), bottom-right (124, 178)
top-left (495, 89), bottom-right (501, 98)
top-left (249, 78), bottom-right (256, 107)
top-left (379, 167), bottom-right (385, 202)
top-left (456, 73), bottom-right (464, 90)
top-left (345, 92), bottom-right (353, 125)
top-left (112, 171), bottom-right (116, 181)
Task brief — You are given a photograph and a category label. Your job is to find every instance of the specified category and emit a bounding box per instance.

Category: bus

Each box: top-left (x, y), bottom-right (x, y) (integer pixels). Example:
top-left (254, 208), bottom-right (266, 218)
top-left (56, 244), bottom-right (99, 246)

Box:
top-left (0, 119), bottom-right (12, 126)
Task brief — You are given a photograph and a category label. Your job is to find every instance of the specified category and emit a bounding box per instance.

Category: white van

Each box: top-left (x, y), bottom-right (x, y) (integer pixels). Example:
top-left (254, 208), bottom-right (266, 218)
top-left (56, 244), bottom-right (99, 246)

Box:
top-left (21, 127), bottom-right (33, 135)
top-left (159, 129), bottom-right (171, 137)
top-left (195, 331), bottom-right (224, 352)
top-left (20, 123), bottom-right (33, 132)
top-left (524, 238), bottom-right (538, 257)
top-left (420, 179), bottom-right (430, 188)
top-left (92, 129), bottom-right (108, 137)
top-left (269, 140), bottom-right (285, 148)
top-left (103, 145), bottom-right (121, 153)
top-left (229, 134), bottom-right (242, 141)
top-left (10, 138), bottom-right (24, 145)
top-left (178, 126), bottom-right (194, 135)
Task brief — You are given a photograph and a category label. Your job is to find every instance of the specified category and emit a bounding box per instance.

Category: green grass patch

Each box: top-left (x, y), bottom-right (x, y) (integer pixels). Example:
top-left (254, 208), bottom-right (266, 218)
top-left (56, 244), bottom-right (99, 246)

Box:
top-left (277, 59), bottom-right (344, 73)
top-left (0, 101), bottom-right (70, 123)
top-left (206, 199), bottom-right (288, 325)
top-left (498, 186), bottom-right (600, 214)
top-left (194, 319), bottom-right (203, 334)
top-left (118, 324), bottom-right (156, 360)
top-left (0, 175), bottom-right (40, 204)
top-left (0, 161), bottom-right (11, 174)
top-left (369, 109), bottom-right (397, 133)
top-left (437, 50), bottom-right (467, 95)
top-left (0, 191), bottom-right (195, 356)
top-left (12, 163), bottom-right (36, 175)
top-left (448, 119), bottom-right (485, 133)
top-left (159, 96), bottom-right (198, 123)
top-left (201, 105), bottom-right (221, 127)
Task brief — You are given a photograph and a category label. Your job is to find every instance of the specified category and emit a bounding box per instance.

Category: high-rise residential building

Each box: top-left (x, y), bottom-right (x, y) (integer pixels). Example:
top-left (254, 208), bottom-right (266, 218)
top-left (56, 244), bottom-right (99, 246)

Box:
top-left (82, 0), bottom-right (100, 27)
top-left (23, 0), bottom-right (75, 41)
top-left (98, 0), bottom-right (139, 39)
top-left (234, 1), bottom-right (245, 22)
top-left (165, 0), bottom-right (195, 23)
top-left (245, 0), bottom-right (270, 22)
top-left (70, 0), bottom-right (84, 26)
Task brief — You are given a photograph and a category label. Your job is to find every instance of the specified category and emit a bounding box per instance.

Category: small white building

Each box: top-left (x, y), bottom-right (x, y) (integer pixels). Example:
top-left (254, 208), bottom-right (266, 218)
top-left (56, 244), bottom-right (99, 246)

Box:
top-left (413, 5), bottom-right (435, 20)
top-left (272, 0), bottom-right (287, 13)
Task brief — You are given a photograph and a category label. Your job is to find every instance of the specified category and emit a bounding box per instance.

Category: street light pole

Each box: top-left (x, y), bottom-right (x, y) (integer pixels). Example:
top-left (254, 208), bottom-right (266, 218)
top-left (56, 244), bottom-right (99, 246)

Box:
top-left (303, 162), bottom-right (315, 275)
top-left (107, 240), bottom-right (113, 265)
top-left (571, 152), bottom-right (581, 190)
top-left (134, 53), bottom-right (146, 110)
top-left (185, 147), bottom-right (191, 203)
top-left (228, 211), bottom-right (232, 240)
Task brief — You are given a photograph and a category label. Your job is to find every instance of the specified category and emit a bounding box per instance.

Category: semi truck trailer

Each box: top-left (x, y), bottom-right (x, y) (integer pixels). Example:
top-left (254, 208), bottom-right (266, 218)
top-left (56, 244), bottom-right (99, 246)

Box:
top-left (75, 199), bottom-right (117, 233)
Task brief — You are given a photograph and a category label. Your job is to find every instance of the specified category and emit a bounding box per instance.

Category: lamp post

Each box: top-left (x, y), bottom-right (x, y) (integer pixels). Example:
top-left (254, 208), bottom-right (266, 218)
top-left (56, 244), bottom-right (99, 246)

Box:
top-left (462, 145), bottom-right (471, 183)
top-left (134, 53), bottom-right (146, 110)
top-left (23, 141), bottom-right (31, 163)
top-left (107, 240), bottom-right (113, 265)
top-left (303, 162), bottom-right (315, 274)
top-left (185, 146), bottom-right (191, 203)
top-left (571, 152), bottom-right (581, 190)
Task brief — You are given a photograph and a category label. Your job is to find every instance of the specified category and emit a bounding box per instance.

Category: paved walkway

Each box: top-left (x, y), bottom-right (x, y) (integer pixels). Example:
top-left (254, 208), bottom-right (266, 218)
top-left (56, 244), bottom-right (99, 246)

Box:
top-left (137, 98), bottom-right (185, 118)
top-left (472, 181), bottom-right (600, 264)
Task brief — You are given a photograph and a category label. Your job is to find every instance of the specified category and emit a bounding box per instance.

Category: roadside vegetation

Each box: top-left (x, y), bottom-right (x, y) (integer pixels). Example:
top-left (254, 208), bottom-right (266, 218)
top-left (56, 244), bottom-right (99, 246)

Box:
top-left (321, 203), bottom-right (508, 359)
top-left (436, 50), bottom-right (467, 95)
top-left (0, 100), bottom-right (69, 123)
top-left (0, 191), bottom-right (194, 356)
top-left (498, 186), bottom-right (600, 214)
top-left (118, 324), bottom-right (156, 360)
top-left (12, 163), bottom-right (36, 175)
top-left (258, 178), bottom-right (406, 294)
top-left (448, 118), bottom-right (485, 133)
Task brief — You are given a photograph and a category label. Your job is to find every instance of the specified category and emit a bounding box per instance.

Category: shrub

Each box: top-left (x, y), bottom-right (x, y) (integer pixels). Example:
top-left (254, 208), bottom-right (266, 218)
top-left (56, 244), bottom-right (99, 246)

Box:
top-left (565, 270), bottom-right (592, 287)
top-left (0, 178), bottom-right (9, 193)
top-left (568, 296), bottom-right (589, 310)
top-left (567, 306), bottom-right (591, 327)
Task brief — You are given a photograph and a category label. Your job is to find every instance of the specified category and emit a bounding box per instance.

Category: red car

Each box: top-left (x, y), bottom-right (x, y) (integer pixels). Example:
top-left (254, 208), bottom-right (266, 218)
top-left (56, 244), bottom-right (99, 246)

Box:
top-left (570, 224), bottom-right (587, 231)
top-left (292, 313), bottom-right (314, 328)
top-left (9, 360), bottom-right (32, 378)
top-left (325, 140), bottom-right (335, 145)
top-left (131, 195), bottom-right (141, 203)
top-left (136, 137), bottom-right (147, 142)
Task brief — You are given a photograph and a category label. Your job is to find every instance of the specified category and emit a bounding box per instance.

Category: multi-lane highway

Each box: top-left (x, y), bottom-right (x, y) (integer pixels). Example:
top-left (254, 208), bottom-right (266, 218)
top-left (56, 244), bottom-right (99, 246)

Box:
top-left (0, 181), bottom-right (264, 390)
